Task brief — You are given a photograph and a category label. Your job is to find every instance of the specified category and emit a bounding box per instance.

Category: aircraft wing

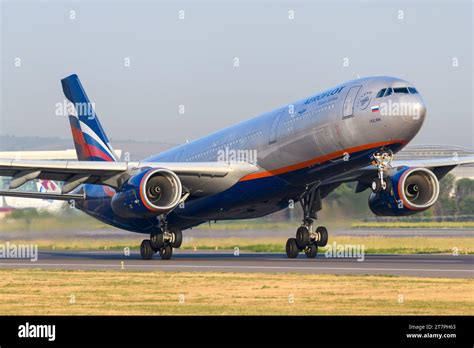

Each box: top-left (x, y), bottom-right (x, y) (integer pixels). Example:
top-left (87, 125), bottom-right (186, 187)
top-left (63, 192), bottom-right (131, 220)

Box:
top-left (321, 156), bottom-right (474, 191)
top-left (0, 159), bottom-right (259, 197)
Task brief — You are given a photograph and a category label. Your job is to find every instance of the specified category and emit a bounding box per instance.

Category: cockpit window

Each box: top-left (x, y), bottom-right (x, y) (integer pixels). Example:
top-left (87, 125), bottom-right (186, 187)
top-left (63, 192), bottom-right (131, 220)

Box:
top-left (394, 87), bottom-right (409, 94)
top-left (377, 86), bottom-right (417, 98)
top-left (376, 88), bottom-right (386, 98)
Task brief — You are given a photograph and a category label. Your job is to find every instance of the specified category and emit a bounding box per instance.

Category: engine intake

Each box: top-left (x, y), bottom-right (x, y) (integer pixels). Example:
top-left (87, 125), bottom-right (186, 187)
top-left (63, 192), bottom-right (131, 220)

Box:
top-left (111, 168), bottom-right (182, 218)
top-left (140, 168), bottom-right (182, 212)
top-left (397, 167), bottom-right (439, 210)
top-left (369, 167), bottom-right (440, 216)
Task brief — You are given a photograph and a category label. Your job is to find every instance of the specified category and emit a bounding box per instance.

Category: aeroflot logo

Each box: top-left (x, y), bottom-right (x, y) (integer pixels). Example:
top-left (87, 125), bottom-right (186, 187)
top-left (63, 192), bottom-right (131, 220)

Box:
top-left (303, 86), bottom-right (345, 105)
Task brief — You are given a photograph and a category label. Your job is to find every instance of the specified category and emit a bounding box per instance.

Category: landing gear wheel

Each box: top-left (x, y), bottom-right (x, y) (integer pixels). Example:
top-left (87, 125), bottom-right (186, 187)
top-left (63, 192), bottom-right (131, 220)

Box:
top-left (304, 244), bottom-right (318, 258)
top-left (371, 180), bottom-right (382, 193)
top-left (140, 240), bottom-right (154, 260)
top-left (286, 238), bottom-right (300, 259)
top-left (150, 232), bottom-right (164, 251)
top-left (371, 179), bottom-right (391, 193)
top-left (383, 178), bottom-right (392, 192)
top-left (171, 230), bottom-right (183, 248)
top-left (296, 226), bottom-right (310, 248)
top-left (316, 226), bottom-right (328, 247)
top-left (372, 150), bottom-right (394, 194)
top-left (159, 245), bottom-right (173, 260)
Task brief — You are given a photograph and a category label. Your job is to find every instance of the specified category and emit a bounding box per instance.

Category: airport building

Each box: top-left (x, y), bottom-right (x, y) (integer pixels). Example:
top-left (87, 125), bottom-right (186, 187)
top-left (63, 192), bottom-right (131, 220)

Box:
top-left (397, 144), bottom-right (474, 180)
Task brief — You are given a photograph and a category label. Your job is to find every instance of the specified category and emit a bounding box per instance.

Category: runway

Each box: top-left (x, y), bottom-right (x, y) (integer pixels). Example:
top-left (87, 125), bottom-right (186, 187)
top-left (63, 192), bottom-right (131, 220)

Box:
top-left (0, 250), bottom-right (472, 278)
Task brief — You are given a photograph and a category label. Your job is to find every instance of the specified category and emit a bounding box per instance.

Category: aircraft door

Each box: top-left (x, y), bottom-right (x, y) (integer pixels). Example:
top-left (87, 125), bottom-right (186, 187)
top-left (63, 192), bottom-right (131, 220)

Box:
top-left (342, 85), bottom-right (361, 119)
top-left (269, 109), bottom-right (286, 144)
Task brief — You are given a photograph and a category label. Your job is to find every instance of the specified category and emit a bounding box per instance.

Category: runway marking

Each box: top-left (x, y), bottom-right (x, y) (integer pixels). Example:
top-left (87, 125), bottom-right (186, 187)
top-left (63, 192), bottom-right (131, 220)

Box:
top-left (0, 262), bottom-right (472, 273)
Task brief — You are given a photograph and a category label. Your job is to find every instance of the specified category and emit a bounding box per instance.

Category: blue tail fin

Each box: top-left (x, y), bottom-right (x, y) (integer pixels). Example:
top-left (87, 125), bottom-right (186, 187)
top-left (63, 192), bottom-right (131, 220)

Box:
top-left (61, 74), bottom-right (117, 162)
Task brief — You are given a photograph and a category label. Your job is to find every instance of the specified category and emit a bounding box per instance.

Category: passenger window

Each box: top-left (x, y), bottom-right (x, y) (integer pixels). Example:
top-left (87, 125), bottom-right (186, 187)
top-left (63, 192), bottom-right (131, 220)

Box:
top-left (376, 89), bottom-right (386, 98)
top-left (408, 87), bottom-right (418, 94)
top-left (384, 88), bottom-right (393, 97)
top-left (394, 87), bottom-right (409, 94)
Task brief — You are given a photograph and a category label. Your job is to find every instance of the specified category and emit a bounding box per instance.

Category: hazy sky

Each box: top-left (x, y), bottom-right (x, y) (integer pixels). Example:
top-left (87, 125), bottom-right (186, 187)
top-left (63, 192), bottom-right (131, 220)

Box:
top-left (1, 0), bottom-right (472, 150)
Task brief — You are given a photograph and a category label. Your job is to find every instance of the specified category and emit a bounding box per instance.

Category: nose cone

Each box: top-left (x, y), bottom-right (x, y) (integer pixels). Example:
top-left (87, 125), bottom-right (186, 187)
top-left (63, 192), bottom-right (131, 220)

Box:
top-left (417, 100), bottom-right (427, 120)
top-left (374, 92), bottom-right (426, 144)
top-left (403, 95), bottom-right (426, 122)
top-left (399, 94), bottom-right (427, 140)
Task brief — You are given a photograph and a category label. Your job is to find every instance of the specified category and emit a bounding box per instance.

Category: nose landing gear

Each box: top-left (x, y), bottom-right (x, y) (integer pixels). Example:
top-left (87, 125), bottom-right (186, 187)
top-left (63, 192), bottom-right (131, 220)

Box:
top-left (286, 184), bottom-right (329, 259)
top-left (371, 150), bottom-right (393, 193)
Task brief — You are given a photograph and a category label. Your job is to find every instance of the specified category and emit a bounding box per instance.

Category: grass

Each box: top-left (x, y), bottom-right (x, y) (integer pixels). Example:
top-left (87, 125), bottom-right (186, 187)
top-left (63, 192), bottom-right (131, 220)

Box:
top-left (3, 236), bottom-right (472, 254)
top-left (0, 216), bottom-right (110, 232)
top-left (0, 269), bottom-right (472, 315)
top-left (195, 221), bottom-right (297, 231)
top-left (0, 215), bottom-right (300, 232)
top-left (1, 238), bottom-right (143, 251)
top-left (3, 216), bottom-right (472, 233)
top-left (352, 221), bottom-right (474, 229)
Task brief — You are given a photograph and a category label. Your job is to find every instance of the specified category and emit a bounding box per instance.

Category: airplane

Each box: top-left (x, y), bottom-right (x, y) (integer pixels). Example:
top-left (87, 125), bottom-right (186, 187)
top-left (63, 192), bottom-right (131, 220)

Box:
top-left (0, 179), bottom-right (64, 212)
top-left (0, 74), bottom-right (472, 260)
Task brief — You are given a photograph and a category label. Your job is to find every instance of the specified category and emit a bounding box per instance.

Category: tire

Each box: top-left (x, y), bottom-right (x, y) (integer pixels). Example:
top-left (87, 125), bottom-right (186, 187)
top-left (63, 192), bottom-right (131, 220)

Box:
top-left (159, 245), bottom-right (173, 260)
top-left (171, 230), bottom-right (183, 248)
top-left (316, 226), bottom-right (328, 247)
top-left (150, 232), bottom-right (164, 251)
top-left (286, 238), bottom-right (299, 259)
top-left (140, 240), bottom-right (154, 260)
top-left (383, 177), bottom-right (392, 192)
top-left (296, 226), bottom-right (310, 248)
top-left (304, 244), bottom-right (318, 258)
top-left (371, 180), bottom-right (382, 193)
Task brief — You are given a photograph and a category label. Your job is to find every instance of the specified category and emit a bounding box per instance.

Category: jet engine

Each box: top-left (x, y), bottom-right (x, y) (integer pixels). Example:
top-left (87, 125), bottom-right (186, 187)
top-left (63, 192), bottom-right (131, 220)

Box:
top-left (111, 168), bottom-right (182, 218)
top-left (369, 167), bottom-right (440, 216)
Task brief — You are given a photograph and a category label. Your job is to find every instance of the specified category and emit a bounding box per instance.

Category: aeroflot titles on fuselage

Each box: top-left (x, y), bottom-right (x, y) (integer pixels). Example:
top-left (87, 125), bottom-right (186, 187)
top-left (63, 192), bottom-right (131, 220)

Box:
top-left (303, 86), bottom-right (346, 106)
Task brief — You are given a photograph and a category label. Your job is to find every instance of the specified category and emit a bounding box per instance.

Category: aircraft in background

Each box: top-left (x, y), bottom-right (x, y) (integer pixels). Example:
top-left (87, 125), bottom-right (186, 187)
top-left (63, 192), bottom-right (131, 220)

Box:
top-left (0, 74), bottom-right (472, 259)
top-left (0, 179), bottom-right (64, 213)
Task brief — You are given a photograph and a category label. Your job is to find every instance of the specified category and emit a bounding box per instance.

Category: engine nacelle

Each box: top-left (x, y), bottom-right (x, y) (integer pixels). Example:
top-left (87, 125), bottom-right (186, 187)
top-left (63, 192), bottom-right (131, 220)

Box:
top-left (111, 168), bottom-right (182, 218)
top-left (369, 167), bottom-right (440, 216)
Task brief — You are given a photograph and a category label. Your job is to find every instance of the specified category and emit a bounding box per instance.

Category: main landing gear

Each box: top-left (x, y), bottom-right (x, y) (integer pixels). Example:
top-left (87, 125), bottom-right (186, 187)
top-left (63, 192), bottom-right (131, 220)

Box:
top-left (140, 217), bottom-right (182, 260)
top-left (286, 184), bottom-right (329, 259)
top-left (286, 223), bottom-right (328, 259)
